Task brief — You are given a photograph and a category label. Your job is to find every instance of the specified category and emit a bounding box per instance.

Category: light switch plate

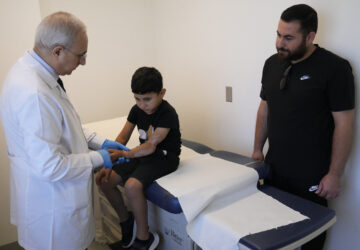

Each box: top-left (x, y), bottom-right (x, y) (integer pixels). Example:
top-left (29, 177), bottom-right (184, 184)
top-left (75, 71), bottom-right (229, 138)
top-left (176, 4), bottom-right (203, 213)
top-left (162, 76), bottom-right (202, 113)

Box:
top-left (226, 86), bottom-right (232, 102)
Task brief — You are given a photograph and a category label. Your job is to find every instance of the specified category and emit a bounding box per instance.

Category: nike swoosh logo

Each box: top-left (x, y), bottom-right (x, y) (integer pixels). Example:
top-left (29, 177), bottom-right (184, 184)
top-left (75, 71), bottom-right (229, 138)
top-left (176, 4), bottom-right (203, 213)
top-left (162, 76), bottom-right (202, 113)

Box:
top-left (300, 75), bottom-right (311, 80)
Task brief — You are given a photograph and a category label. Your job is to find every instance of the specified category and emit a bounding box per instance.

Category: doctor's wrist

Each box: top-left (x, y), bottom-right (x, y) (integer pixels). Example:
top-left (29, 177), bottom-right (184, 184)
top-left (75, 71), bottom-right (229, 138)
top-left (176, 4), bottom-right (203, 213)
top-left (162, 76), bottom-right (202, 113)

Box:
top-left (90, 151), bottom-right (105, 168)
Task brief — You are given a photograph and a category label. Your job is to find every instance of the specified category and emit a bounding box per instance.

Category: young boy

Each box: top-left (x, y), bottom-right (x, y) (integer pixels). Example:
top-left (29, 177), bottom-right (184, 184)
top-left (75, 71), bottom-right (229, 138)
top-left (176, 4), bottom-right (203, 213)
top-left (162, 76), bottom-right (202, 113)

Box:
top-left (96, 67), bottom-right (181, 250)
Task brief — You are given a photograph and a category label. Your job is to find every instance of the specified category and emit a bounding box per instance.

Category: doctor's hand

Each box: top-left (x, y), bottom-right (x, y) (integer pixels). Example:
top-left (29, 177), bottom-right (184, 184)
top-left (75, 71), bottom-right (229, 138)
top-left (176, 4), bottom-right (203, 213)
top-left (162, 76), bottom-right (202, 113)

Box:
top-left (97, 149), bottom-right (113, 169)
top-left (315, 173), bottom-right (341, 200)
top-left (102, 139), bottom-right (130, 151)
top-left (95, 167), bottom-right (112, 185)
top-left (252, 150), bottom-right (264, 161)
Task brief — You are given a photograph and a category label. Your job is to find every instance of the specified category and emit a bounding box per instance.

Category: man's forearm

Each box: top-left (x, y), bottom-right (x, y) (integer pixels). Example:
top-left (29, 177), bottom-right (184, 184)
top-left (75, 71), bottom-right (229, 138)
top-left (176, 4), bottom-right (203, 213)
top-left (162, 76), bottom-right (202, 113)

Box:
top-left (328, 109), bottom-right (355, 176)
top-left (253, 100), bottom-right (268, 152)
top-left (316, 110), bottom-right (354, 199)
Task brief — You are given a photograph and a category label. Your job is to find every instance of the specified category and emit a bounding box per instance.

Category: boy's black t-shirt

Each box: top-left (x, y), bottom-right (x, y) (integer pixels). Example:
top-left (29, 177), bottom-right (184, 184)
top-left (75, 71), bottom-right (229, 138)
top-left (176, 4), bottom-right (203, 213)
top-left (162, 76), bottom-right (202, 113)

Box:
top-left (260, 46), bottom-right (354, 183)
top-left (127, 100), bottom-right (181, 156)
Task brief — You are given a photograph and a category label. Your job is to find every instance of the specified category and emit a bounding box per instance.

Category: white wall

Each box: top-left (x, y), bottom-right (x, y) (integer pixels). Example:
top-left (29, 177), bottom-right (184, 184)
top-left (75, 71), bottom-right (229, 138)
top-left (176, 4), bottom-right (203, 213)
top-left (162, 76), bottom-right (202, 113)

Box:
top-left (0, 0), bottom-right (359, 249)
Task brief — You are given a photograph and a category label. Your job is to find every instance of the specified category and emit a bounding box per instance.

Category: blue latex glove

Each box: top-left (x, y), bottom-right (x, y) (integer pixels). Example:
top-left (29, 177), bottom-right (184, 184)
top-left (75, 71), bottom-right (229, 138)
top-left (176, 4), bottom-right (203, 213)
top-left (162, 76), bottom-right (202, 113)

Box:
top-left (114, 157), bottom-right (130, 165)
top-left (97, 149), bottom-right (113, 169)
top-left (101, 139), bottom-right (130, 151)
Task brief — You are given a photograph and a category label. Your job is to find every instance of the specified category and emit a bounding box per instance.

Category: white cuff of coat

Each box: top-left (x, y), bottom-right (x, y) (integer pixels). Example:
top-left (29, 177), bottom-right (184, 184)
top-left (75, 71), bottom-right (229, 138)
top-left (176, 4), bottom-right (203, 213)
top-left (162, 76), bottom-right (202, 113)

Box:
top-left (88, 134), bottom-right (106, 150)
top-left (90, 151), bottom-right (104, 168)
top-left (83, 127), bottom-right (106, 150)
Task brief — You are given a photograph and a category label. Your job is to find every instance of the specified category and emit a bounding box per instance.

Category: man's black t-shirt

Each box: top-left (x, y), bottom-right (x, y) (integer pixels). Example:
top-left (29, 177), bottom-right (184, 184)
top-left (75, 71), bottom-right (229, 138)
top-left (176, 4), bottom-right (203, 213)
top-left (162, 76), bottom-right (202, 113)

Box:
top-left (127, 100), bottom-right (181, 156)
top-left (260, 46), bottom-right (354, 184)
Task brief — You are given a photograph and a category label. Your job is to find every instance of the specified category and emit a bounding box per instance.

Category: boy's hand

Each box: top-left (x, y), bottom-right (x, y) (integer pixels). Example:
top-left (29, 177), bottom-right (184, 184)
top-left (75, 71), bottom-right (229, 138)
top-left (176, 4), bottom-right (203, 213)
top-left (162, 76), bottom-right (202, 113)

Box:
top-left (108, 149), bottom-right (126, 161)
top-left (95, 167), bottom-right (112, 185)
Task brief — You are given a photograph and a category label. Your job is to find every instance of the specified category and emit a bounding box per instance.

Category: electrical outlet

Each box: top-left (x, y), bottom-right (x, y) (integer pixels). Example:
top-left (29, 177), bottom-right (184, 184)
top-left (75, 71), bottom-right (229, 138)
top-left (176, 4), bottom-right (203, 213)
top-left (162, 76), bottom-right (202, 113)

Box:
top-left (226, 86), bottom-right (232, 102)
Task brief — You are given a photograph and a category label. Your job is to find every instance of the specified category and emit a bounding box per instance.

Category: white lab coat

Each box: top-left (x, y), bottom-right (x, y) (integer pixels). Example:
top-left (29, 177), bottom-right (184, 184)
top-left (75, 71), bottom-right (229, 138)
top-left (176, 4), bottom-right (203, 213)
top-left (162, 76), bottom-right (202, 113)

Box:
top-left (0, 52), bottom-right (104, 250)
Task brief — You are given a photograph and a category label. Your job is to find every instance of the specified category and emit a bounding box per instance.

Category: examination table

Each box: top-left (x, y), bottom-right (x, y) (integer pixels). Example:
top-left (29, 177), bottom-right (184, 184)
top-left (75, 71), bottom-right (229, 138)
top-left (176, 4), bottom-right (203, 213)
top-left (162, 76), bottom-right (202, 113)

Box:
top-left (146, 139), bottom-right (336, 250)
top-left (85, 117), bottom-right (336, 250)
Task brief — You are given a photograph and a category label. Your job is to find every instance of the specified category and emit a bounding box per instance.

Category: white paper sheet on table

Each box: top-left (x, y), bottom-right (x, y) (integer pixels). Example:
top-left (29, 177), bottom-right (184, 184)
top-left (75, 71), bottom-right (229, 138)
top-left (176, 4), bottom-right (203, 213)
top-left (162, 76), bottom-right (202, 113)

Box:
top-left (156, 150), bottom-right (309, 250)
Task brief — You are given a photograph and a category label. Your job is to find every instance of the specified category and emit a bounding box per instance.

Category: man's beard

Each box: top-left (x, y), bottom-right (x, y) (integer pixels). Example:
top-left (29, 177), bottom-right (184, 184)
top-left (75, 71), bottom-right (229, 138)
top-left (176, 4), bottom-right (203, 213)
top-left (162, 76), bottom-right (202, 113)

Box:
top-left (277, 38), bottom-right (307, 61)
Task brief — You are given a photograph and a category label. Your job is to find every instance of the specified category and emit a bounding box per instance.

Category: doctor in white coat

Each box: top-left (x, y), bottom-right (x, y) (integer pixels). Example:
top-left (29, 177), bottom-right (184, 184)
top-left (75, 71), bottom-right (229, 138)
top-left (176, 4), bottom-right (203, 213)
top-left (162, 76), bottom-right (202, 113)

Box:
top-left (0, 12), bottom-right (127, 250)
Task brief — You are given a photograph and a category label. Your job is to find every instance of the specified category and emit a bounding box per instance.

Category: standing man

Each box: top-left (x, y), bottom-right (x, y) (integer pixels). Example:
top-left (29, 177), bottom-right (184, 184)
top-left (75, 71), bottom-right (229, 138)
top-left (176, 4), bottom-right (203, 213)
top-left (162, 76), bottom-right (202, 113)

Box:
top-left (252, 4), bottom-right (354, 249)
top-left (0, 12), bottom-right (127, 250)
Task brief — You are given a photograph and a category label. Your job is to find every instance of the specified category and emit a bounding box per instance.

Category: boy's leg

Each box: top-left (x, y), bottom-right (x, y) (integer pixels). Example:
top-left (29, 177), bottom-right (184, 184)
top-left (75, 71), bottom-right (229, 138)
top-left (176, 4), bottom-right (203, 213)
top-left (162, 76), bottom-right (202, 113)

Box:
top-left (124, 155), bottom-right (178, 249)
top-left (98, 169), bottom-right (137, 248)
top-left (98, 170), bottom-right (128, 222)
top-left (124, 177), bottom-right (148, 240)
top-left (125, 177), bottom-right (159, 250)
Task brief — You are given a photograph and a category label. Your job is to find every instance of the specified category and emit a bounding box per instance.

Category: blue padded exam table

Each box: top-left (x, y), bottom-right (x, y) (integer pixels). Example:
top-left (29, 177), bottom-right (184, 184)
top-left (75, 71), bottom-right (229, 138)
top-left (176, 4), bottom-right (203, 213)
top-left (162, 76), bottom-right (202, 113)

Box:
top-left (145, 139), bottom-right (336, 250)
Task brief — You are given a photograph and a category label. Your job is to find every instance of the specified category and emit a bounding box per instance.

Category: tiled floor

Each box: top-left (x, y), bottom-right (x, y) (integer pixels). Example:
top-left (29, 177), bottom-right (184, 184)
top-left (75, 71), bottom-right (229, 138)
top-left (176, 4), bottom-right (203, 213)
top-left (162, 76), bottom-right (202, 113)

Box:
top-left (0, 241), bottom-right (111, 250)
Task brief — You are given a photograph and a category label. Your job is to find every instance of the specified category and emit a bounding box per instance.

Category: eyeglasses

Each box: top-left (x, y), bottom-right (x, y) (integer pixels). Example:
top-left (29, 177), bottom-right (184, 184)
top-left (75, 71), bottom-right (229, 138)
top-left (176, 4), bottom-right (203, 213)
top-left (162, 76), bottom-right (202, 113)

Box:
top-left (280, 64), bottom-right (292, 90)
top-left (64, 47), bottom-right (87, 61)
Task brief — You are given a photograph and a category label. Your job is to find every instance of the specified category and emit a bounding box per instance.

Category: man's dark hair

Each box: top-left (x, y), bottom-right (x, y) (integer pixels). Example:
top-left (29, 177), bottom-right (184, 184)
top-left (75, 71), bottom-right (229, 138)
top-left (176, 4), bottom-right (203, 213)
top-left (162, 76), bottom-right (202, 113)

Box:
top-left (131, 67), bottom-right (163, 94)
top-left (281, 4), bottom-right (318, 35)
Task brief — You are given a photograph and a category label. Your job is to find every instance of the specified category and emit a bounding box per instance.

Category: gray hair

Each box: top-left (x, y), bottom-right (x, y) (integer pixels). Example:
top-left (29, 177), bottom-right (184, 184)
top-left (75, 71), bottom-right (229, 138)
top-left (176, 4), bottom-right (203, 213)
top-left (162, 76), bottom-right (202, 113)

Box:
top-left (35, 11), bottom-right (86, 50)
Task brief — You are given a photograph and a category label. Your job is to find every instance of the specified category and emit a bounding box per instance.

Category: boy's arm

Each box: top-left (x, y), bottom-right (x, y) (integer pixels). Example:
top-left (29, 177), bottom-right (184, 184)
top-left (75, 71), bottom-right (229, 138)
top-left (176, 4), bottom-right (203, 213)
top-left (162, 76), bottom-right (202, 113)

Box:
top-left (115, 121), bottom-right (135, 145)
top-left (120, 127), bottom-right (170, 158)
